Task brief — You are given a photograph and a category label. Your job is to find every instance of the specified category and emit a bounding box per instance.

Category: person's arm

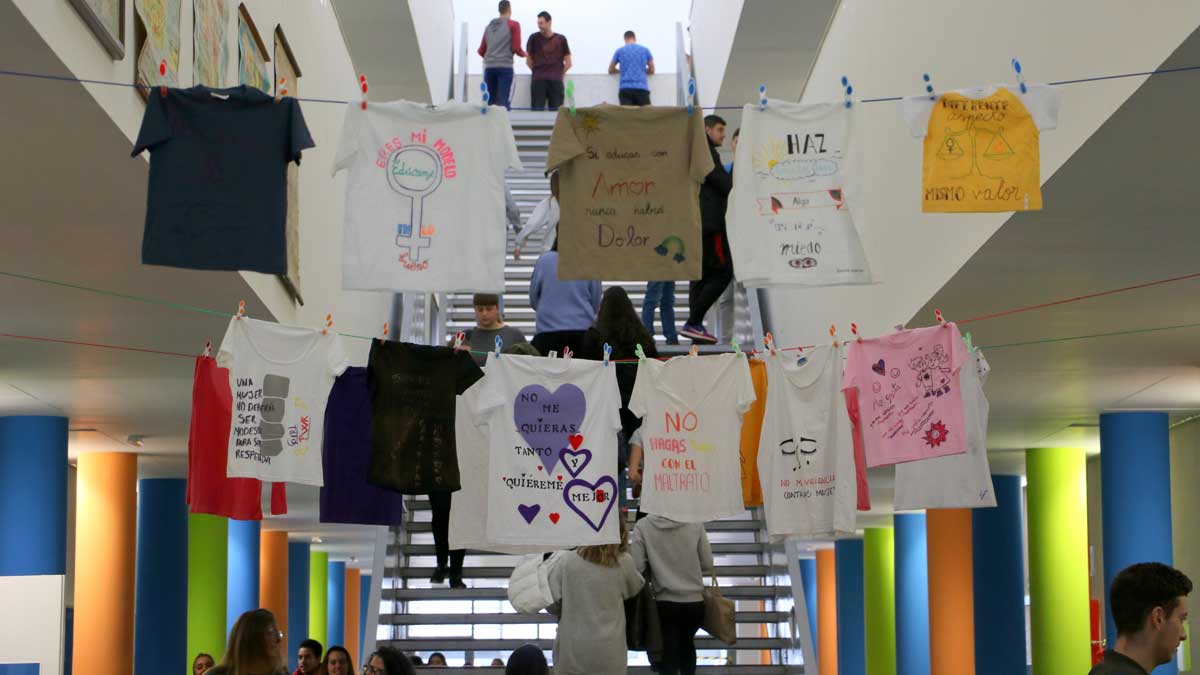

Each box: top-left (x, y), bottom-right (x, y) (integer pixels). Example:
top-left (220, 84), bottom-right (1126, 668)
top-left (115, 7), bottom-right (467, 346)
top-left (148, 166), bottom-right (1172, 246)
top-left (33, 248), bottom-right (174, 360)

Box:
top-left (646, 59), bottom-right (655, 75)
top-left (510, 21), bottom-right (527, 57)
top-left (590, 282), bottom-right (602, 314)
top-left (698, 529), bottom-right (715, 578)
top-left (705, 156), bottom-right (733, 196)
top-left (526, 35), bottom-right (536, 70)
top-left (529, 260), bottom-right (543, 310)
top-left (609, 49), bottom-right (620, 75)
top-left (515, 197), bottom-right (550, 257)
top-left (628, 442), bottom-right (643, 484)
top-left (564, 53), bottom-right (573, 74)
top-left (478, 33), bottom-right (488, 58)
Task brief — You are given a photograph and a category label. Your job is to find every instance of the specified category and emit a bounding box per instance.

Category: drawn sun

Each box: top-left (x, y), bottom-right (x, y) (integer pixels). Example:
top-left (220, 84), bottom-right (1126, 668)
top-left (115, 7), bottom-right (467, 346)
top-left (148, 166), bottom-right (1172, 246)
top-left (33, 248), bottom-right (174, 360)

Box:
top-left (923, 420), bottom-right (949, 448)
top-left (580, 113), bottom-right (602, 136)
top-left (752, 140), bottom-right (786, 174)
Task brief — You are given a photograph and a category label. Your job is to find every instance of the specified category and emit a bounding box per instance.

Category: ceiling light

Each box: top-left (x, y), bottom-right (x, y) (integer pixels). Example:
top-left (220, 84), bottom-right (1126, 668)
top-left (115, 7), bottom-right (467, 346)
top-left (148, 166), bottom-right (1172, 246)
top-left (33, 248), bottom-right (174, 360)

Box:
top-left (127, 434), bottom-right (145, 447)
top-left (312, 536), bottom-right (323, 544)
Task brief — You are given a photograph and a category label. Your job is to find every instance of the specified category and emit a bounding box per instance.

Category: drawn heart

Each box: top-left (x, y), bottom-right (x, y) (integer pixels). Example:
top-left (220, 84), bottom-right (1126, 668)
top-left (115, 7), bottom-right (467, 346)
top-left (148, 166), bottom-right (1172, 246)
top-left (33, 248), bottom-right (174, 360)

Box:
top-left (549, 512), bottom-right (560, 524)
top-left (563, 476), bottom-right (618, 533)
top-left (559, 447), bottom-right (593, 478)
top-left (568, 434), bottom-right (584, 450)
top-left (514, 383), bottom-right (586, 474)
top-left (557, 475), bottom-right (563, 481)
top-left (517, 503), bottom-right (541, 525)
top-left (537, 465), bottom-right (543, 471)
top-left (871, 359), bottom-right (886, 376)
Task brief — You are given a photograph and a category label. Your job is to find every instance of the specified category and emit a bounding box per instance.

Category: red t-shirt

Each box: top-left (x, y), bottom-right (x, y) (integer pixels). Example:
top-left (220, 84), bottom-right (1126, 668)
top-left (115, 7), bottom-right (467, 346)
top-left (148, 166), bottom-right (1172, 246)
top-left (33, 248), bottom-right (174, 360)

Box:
top-left (186, 356), bottom-right (287, 520)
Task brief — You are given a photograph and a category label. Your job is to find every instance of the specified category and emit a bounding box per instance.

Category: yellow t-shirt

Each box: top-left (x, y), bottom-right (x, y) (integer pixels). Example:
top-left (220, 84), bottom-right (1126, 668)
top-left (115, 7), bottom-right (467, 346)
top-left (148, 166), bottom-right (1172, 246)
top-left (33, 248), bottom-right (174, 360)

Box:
top-left (906, 85), bottom-right (1060, 213)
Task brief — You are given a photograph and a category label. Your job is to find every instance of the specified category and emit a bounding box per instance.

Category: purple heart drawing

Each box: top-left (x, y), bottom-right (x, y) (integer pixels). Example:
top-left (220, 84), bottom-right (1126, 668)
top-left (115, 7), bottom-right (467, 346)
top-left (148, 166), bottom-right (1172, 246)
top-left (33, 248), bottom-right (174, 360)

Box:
top-left (562, 476), bottom-right (618, 532)
top-left (517, 503), bottom-right (541, 525)
top-left (871, 359), bottom-right (886, 376)
top-left (559, 447), bottom-right (593, 478)
top-left (514, 383), bottom-right (586, 474)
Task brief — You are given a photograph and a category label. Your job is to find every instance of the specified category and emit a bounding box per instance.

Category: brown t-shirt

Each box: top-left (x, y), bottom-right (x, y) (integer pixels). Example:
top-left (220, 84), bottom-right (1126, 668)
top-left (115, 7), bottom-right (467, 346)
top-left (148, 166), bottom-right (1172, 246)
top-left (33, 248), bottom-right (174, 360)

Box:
top-left (545, 105), bottom-right (713, 281)
top-left (527, 32), bottom-right (570, 81)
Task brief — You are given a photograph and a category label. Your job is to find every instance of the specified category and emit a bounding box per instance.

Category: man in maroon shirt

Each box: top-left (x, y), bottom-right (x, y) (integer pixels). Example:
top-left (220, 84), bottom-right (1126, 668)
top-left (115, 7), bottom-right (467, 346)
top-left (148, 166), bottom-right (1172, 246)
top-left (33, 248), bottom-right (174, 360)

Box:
top-left (524, 11), bottom-right (571, 111)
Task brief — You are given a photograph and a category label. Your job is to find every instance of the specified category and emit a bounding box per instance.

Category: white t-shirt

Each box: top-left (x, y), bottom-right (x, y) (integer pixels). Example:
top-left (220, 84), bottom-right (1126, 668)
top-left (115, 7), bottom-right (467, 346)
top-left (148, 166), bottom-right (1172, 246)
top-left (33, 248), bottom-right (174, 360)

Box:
top-left (477, 353), bottom-right (623, 547)
top-left (757, 346), bottom-right (857, 541)
top-left (218, 317), bottom-right (349, 486)
top-left (629, 353), bottom-right (756, 522)
top-left (333, 100), bottom-right (522, 293)
top-left (726, 100), bottom-right (872, 287)
top-left (893, 348), bottom-right (995, 510)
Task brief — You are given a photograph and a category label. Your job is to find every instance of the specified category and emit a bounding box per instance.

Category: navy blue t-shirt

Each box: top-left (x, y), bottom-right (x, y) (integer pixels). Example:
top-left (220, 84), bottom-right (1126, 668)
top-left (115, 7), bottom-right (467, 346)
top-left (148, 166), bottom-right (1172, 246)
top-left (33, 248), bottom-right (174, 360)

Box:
top-left (132, 85), bottom-right (314, 274)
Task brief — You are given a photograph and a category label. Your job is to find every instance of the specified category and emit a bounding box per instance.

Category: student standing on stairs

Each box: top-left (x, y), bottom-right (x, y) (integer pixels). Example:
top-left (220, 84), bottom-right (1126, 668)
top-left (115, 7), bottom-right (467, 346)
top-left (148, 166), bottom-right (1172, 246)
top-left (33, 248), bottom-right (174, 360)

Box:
top-left (525, 11), bottom-right (571, 111)
top-left (514, 171), bottom-right (559, 259)
top-left (529, 242), bottom-right (601, 356)
top-left (478, 1), bottom-right (526, 110)
top-left (461, 293), bottom-right (528, 367)
top-left (680, 115), bottom-right (733, 345)
top-left (609, 31), bottom-right (655, 106)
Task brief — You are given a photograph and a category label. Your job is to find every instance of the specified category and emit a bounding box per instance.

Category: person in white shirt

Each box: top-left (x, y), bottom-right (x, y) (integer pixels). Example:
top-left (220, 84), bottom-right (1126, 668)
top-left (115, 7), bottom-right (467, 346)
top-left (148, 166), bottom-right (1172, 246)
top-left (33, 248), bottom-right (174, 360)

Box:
top-left (514, 171), bottom-right (559, 259)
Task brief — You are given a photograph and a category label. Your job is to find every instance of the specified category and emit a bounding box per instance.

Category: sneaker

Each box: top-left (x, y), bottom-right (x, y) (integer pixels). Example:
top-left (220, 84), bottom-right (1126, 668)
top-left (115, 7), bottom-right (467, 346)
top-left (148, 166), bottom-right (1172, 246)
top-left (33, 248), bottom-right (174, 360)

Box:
top-left (665, 338), bottom-right (680, 345)
top-left (449, 573), bottom-right (466, 589)
top-left (429, 567), bottom-right (448, 584)
top-left (680, 324), bottom-right (717, 344)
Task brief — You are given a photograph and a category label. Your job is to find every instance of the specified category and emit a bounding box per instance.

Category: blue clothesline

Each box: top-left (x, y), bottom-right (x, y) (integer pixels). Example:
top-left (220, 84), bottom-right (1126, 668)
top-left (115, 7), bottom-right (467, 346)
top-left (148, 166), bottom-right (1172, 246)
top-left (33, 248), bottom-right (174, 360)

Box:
top-left (1, 63), bottom-right (1199, 109)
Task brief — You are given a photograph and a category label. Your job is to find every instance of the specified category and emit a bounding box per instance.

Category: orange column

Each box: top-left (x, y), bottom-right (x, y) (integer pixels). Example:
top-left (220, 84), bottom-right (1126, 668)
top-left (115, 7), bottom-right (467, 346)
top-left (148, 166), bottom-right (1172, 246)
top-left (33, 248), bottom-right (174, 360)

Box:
top-left (73, 452), bottom-right (138, 675)
top-left (346, 568), bottom-right (362, 666)
top-left (817, 548), bottom-right (838, 675)
top-left (927, 509), bottom-right (975, 675)
top-left (260, 530), bottom-right (289, 634)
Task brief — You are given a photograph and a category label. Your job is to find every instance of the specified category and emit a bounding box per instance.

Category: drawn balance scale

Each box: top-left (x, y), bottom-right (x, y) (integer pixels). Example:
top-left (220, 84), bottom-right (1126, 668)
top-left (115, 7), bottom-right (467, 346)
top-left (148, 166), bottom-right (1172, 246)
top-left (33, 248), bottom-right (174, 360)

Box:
top-left (385, 144), bottom-right (444, 261)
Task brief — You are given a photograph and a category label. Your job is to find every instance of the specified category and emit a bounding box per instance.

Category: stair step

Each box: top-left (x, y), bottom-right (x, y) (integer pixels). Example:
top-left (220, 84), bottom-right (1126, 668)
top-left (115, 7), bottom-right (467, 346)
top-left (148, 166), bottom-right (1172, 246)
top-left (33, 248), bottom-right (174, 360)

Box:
top-left (384, 586), bottom-right (791, 601)
top-left (381, 610), bottom-right (790, 625)
top-left (393, 565), bottom-right (775, 580)
top-left (381, 637), bottom-right (794, 652)
top-left (401, 519), bottom-right (764, 534)
top-left (390, 541), bottom-right (781, 556)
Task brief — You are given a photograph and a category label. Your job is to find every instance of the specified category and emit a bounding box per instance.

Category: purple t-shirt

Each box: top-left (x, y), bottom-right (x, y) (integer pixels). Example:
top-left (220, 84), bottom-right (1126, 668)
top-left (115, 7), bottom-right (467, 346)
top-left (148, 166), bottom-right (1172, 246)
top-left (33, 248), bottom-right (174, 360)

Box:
top-left (527, 32), bottom-right (570, 81)
top-left (320, 367), bottom-right (405, 526)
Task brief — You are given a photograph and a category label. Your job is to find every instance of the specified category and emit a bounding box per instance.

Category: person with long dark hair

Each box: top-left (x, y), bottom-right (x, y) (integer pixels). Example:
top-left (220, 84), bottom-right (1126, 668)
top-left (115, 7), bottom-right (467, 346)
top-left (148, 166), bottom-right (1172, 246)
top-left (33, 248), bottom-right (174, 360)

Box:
top-left (322, 645), bottom-right (354, 675)
top-left (204, 609), bottom-right (287, 675)
top-left (363, 646), bottom-right (416, 675)
top-left (504, 644), bottom-right (549, 675)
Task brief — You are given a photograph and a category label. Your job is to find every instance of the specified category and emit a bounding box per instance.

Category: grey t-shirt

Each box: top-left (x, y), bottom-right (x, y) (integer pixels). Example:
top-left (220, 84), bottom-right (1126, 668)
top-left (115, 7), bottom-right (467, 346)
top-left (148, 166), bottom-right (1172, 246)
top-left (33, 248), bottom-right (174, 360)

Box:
top-left (464, 325), bottom-right (528, 365)
top-left (1089, 651), bottom-right (1150, 675)
top-left (548, 551), bottom-right (643, 674)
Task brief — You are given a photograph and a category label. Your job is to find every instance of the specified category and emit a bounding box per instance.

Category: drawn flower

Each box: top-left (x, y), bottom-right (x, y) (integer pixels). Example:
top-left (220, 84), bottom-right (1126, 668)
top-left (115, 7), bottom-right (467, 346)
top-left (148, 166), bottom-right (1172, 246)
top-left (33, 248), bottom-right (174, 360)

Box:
top-left (923, 420), bottom-right (949, 448)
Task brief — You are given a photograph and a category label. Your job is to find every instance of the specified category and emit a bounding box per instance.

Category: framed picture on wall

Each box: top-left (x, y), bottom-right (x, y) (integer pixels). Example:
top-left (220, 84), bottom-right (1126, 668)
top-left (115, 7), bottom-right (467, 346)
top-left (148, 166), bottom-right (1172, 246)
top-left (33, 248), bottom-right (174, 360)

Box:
top-left (192, 0), bottom-right (229, 87)
top-left (274, 25), bottom-right (304, 306)
top-left (68, 0), bottom-right (126, 59)
top-left (237, 3), bottom-right (271, 94)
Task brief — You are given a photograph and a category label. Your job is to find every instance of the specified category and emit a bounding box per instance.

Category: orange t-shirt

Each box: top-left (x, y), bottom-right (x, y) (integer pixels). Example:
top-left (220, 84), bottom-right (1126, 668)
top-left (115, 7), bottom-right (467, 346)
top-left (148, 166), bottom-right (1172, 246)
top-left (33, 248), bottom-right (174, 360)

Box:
top-left (739, 358), bottom-right (768, 507)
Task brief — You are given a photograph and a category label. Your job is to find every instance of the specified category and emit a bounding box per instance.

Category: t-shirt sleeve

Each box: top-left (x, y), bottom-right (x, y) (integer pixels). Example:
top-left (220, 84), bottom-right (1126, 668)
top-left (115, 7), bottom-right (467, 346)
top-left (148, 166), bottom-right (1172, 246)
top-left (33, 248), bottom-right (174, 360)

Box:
top-left (132, 92), bottom-right (172, 156)
top-left (948, 324), bottom-right (969, 375)
top-left (287, 99), bottom-right (316, 165)
top-left (456, 351), bottom-right (485, 395)
top-left (604, 367), bottom-right (622, 431)
top-left (332, 103), bottom-right (359, 174)
top-left (620, 554), bottom-right (645, 599)
top-left (900, 95), bottom-right (936, 138)
top-left (215, 318), bottom-right (238, 369)
top-left (327, 335), bottom-right (350, 378)
top-left (645, 48), bottom-right (654, 63)
top-left (495, 112), bottom-right (523, 171)
top-left (735, 356), bottom-right (756, 414)
top-left (476, 353), bottom-right (506, 414)
top-left (562, 36), bottom-right (571, 55)
top-left (628, 360), bottom-right (652, 418)
top-left (1022, 84), bottom-right (1062, 131)
top-left (689, 112), bottom-right (716, 183)
top-left (544, 110), bottom-right (585, 173)
top-left (611, 48), bottom-right (621, 66)
top-left (842, 342), bottom-right (862, 391)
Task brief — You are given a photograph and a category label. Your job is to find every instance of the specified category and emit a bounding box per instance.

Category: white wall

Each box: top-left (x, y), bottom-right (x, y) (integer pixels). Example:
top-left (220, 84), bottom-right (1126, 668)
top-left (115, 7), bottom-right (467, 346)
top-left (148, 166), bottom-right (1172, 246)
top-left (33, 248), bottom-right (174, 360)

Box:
top-left (410, 0), bottom-right (456, 104)
top-left (466, 72), bottom-right (679, 108)
top-left (0, 575), bottom-right (66, 675)
top-left (688, 0), bottom-right (743, 108)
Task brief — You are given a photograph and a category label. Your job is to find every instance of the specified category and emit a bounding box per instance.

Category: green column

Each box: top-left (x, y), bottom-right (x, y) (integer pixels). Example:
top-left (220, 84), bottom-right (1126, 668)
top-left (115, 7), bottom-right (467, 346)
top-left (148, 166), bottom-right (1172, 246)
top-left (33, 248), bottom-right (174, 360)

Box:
top-left (1026, 448), bottom-right (1092, 675)
top-left (309, 550), bottom-right (329, 647)
top-left (188, 513), bottom-right (228, 661)
top-left (864, 527), bottom-right (896, 675)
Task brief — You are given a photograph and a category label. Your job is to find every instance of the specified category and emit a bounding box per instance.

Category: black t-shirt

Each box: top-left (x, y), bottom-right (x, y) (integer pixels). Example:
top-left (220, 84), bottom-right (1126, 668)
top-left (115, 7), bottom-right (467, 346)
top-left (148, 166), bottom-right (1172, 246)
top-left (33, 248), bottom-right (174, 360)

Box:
top-left (1089, 651), bottom-right (1150, 675)
top-left (527, 32), bottom-right (570, 80)
top-left (132, 85), bottom-right (314, 274)
top-left (366, 340), bottom-right (483, 493)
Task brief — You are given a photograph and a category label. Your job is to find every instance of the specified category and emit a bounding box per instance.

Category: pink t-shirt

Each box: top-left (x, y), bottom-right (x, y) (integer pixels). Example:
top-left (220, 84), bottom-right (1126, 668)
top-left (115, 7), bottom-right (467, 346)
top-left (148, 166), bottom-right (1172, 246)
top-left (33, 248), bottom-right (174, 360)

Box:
top-left (842, 323), bottom-right (969, 467)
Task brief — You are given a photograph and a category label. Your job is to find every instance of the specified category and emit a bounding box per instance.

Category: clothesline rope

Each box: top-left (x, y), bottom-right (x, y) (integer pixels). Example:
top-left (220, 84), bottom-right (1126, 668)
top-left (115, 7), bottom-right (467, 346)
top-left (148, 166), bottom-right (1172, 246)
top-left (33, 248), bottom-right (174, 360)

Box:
top-left (1, 62), bottom-right (1199, 109)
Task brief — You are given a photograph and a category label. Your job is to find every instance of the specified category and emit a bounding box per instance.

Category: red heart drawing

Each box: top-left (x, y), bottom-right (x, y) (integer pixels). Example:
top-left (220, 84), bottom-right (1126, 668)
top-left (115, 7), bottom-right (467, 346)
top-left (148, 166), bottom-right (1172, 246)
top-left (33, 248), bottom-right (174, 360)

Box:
top-left (549, 513), bottom-right (560, 524)
top-left (568, 434), bottom-right (584, 450)
top-left (537, 465), bottom-right (543, 471)
top-left (557, 475), bottom-right (563, 481)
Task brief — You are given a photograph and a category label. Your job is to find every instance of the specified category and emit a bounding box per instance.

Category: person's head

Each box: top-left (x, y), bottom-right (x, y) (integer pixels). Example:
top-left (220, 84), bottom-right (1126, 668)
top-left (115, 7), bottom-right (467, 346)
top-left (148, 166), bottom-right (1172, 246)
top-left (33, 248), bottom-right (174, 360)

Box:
top-left (192, 653), bottom-right (215, 675)
top-left (498, 0), bottom-right (511, 17)
top-left (366, 647), bottom-right (416, 675)
top-left (730, 127), bottom-right (740, 152)
top-left (549, 170), bottom-right (560, 199)
top-left (491, 658), bottom-right (505, 667)
top-left (623, 30), bottom-right (636, 43)
top-left (428, 652), bottom-right (447, 666)
top-left (537, 11), bottom-right (551, 32)
top-left (1111, 562), bottom-right (1192, 664)
top-left (704, 114), bottom-right (727, 146)
top-left (297, 638), bottom-right (323, 674)
top-left (473, 293), bottom-right (502, 329)
top-left (593, 286), bottom-right (654, 354)
top-left (576, 515), bottom-right (628, 567)
top-left (409, 655), bottom-right (423, 666)
top-left (219, 609), bottom-right (284, 675)
top-left (505, 644), bottom-right (549, 675)
top-left (323, 645), bottom-right (353, 675)
top-left (503, 342), bottom-right (541, 357)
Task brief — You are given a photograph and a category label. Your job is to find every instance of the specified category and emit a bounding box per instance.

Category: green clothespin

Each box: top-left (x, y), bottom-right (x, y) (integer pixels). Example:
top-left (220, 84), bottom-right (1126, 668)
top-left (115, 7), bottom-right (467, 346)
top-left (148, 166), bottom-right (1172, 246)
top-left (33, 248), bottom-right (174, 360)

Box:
top-left (731, 336), bottom-right (740, 355)
top-left (634, 343), bottom-right (646, 360)
top-left (964, 331), bottom-right (974, 352)
top-left (566, 80), bottom-right (576, 116)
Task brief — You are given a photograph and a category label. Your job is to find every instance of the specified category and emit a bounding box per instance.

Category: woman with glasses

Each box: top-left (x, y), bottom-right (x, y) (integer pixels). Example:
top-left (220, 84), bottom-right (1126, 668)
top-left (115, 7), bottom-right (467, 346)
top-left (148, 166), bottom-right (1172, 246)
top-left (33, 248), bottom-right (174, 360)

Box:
top-left (205, 608), bottom-right (287, 675)
top-left (363, 646), bottom-right (415, 675)
top-left (323, 645), bottom-right (354, 675)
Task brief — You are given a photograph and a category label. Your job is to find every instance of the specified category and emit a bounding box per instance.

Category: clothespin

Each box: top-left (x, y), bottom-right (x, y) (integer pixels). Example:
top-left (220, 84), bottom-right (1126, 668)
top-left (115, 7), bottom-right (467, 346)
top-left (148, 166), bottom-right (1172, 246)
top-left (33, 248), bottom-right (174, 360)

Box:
top-left (758, 84), bottom-right (767, 112)
top-left (923, 72), bottom-right (935, 101)
top-left (275, 76), bottom-right (287, 104)
top-left (359, 74), bottom-right (369, 110)
top-left (764, 332), bottom-right (777, 356)
top-left (603, 343), bottom-right (612, 366)
top-left (158, 59), bottom-right (168, 98)
top-left (689, 344), bottom-right (699, 357)
top-left (634, 344), bottom-right (646, 361)
top-left (829, 324), bottom-right (840, 348)
top-left (842, 76), bottom-right (853, 108)
top-left (381, 322), bottom-right (389, 339)
top-left (494, 334), bottom-right (503, 358)
top-left (202, 339), bottom-right (212, 357)
top-left (731, 336), bottom-right (741, 355)
top-left (567, 80), bottom-right (577, 116)
top-left (894, 323), bottom-right (905, 333)
top-left (321, 313), bottom-right (334, 335)
top-left (687, 78), bottom-right (695, 115)
top-left (563, 346), bottom-right (573, 360)
top-left (964, 331), bottom-right (974, 351)
top-left (851, 322), bottom-right (863, 342)
top-left (1011, 58), bottom-right (1028, 94)
top-left (480, 81), bottom-right (490, 114)
top-left (453, 331), bottom-right (465, 351)
top-left (235, 300), bottom-right (246, 320)
top-left (934, 309), bottom-right (947, 326)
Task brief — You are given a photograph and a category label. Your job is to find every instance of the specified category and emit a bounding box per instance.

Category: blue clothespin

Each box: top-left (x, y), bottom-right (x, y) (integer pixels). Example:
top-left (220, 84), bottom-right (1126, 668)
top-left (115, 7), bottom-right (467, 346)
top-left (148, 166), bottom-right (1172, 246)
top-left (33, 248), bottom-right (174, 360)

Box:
top-left (842, 76), bottom-right (853, 108)
top-left (603, 343), bottom-right (612, 366)
top-left (494, 334), bottom-right (502, 357)
top-left (480, 81), bottom-right (490, 114)
top-left (758, 84), bottom-right (767, 112)
top-left (923, 72), bottom-right (935, 101)
top-left (687, 78), bottom-right (695, 115)
top-left (634, 343), bottom-right (646, 360)
top-left (1012, 58), bottom-right (1027, 94)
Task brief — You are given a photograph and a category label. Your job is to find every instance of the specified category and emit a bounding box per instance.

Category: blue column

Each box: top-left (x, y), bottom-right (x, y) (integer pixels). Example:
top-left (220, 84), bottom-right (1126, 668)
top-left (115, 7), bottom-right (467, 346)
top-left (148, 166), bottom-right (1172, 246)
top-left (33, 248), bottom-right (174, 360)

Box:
top-left (134, 478), bottom-right (188, 675)
top-left (0, 416), bottom-right (68, 575)
top-left (288, 541), bottom-right (311, 671)
top-left (973, 475), bottom-right (1027, 675)
top-left (1101, 412), bottom-right (1175, 675)
top-left (359, 573), bottom-right (371, 663)
top-left (328, 561), bottom-right (346, 646)
top-left (799, 558), bottom-right (820, 658)
top-left (836, 538), bottom-right (867, 675)
top-left (894, 513), bottom-right (930, 675)
top-left (227, 519), bottom-right (261, 633)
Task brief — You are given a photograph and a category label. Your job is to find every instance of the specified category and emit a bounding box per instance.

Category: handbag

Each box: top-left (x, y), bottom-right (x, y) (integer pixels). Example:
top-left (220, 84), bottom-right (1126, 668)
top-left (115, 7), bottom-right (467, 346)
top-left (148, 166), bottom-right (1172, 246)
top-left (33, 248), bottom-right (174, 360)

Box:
top-left (626, 567), bottom-right (663, 665)
top-left (701, 574), bottom-right (737, 645)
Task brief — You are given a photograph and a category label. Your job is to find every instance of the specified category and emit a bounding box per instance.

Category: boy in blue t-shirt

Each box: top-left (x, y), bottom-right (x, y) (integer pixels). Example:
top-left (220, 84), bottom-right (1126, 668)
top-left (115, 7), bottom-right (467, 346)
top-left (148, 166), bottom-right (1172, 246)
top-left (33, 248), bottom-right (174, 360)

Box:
top-left (609, 30), bottom-right (655, 106)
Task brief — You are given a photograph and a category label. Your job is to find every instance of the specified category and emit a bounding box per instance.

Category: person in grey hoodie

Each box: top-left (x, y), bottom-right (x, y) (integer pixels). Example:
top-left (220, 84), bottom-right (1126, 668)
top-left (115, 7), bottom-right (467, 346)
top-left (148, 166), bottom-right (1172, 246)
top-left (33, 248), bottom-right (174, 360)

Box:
top-left (477, 1), bottom-right (526, 110)
top-left (629, 515), bottom-right (715, 675)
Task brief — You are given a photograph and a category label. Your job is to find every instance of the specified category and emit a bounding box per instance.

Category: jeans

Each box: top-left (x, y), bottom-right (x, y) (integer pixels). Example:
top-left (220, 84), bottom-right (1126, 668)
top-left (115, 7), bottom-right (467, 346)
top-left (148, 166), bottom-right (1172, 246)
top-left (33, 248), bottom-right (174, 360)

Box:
top-left (619, 88), bottom-right (651, 106)
top-left (429, 491), bottom-right (464, 573)
top-left (656, 600), bottom-right (705, 675)
top-left (483, 67), bottom-right (514, 109)
top-left (686, 233), bottom-right (733, 326)
top-left (641, 281), bottom-right (678, 342)
top-left (530, 78), bottom-right (565, 110)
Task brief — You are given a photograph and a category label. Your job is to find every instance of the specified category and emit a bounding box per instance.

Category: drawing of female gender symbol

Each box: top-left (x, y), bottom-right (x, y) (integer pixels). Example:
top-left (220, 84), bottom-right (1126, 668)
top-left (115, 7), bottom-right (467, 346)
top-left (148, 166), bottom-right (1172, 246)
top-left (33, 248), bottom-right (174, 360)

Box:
top-left (386, 144), bottom-right (443, 261)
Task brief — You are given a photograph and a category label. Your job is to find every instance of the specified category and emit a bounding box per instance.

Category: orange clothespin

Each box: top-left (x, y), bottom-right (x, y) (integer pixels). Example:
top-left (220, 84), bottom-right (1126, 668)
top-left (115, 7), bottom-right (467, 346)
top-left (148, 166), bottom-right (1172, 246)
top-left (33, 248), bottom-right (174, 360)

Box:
top-left (453, 331), bottom-right (466, 351)
top-left (764, 332), bottom-right (777, 356)
top-left (689, 344), bottom-right (699, 357)
top-left (851, 322), bottom-right (863, 342)
top-left (359, 74), bottom-right (369, 110)
top-left (275, 76), bottom-right (287, 103)
top-left (381, 322), bottom-right (389, 339)
top-left (158, 59), bottom-right (168, 98)
top-left (829, 324), bottom-right (840, 348)
top-left (322, 313), bottom-right (333, 335)
top-left (934, 309), bottom-right (946, 326)
top-left (236, 300), bottom-right (246, 320)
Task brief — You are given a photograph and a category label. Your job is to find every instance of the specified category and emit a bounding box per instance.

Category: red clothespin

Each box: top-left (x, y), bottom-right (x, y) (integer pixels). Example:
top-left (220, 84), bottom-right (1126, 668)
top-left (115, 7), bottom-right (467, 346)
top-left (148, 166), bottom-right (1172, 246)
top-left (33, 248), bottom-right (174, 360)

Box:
top-left (359, 74), bottom-right (369, 110)
top-left (453, 331), bottom-right (466, 351)
top-left (934, 309), bottom-right (946, 326)
top-left (851, 322), bottom-right (863, 342)
top-left (381, 322), bottom-right (389, 339)
top-left (275, 76), bottom-right (287, 103)
top-left (322, 313), bottom-right (333, 335)
top-left (829, 324), bottom-right (840, 348)
top-left (158, 59), bottom-right (168, 98)
top-left (563, 346), bottom-right (573, 360)
top-left (236, 300), bottom-right (246, 320)
top-left (203, 339), bottom-right (212, 357)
